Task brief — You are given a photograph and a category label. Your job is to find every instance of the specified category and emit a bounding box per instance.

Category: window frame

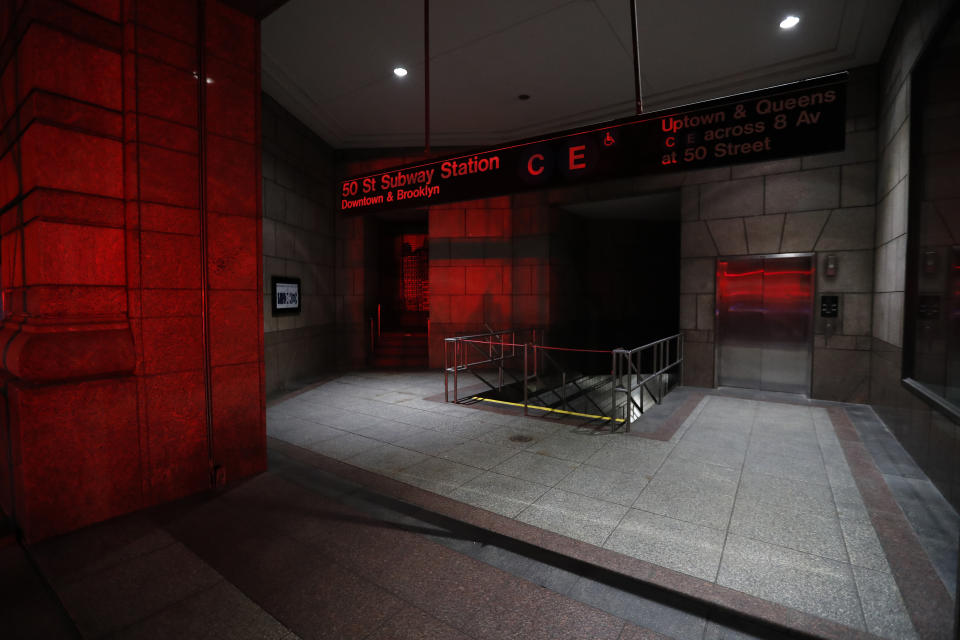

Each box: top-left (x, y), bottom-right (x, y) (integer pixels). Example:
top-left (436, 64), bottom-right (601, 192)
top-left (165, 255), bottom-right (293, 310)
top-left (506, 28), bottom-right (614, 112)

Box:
top-left (901, 4), bottom-right (960, 424)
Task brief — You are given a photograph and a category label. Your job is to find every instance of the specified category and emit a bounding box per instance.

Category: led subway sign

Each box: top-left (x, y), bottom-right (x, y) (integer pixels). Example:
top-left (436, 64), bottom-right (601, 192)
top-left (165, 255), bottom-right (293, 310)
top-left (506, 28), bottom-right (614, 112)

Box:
top-left (338, 73), bottom-right (846, 213)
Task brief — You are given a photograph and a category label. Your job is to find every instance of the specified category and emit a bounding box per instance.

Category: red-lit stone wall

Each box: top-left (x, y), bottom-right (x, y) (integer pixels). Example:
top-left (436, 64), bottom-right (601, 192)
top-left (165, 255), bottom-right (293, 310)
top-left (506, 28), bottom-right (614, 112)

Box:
top-left (0, 0), bottom-right (264, 542)
top-left (338, 154), bottom-right (572, 369)
top-left (340, 153), bottom-right (432, 369)
top-left (428, 195), bottom-right (565, 368)
top-left (428, 196), bottom-right (514, 365)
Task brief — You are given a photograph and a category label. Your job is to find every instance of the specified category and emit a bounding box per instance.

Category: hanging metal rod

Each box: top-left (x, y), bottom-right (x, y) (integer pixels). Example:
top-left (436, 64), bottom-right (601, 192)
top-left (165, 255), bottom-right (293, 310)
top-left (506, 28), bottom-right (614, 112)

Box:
top-left (424, 0), bottom-right (430, 153)
top-left (629, 0), bottom-right (642, 114)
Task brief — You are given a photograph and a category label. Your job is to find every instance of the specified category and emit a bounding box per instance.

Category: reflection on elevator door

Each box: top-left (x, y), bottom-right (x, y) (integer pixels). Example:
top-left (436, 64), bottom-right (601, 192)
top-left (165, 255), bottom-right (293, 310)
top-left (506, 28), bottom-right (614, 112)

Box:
top-left (716, 255), bottom-right (814, 395)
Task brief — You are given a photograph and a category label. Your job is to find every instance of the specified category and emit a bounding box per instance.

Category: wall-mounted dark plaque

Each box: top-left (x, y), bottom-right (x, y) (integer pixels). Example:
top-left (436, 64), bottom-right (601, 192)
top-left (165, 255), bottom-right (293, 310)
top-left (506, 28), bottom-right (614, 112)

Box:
top-left (271, 276), bottom-right (301, 316)
top-left (337, 73), bottom-right (847, 213)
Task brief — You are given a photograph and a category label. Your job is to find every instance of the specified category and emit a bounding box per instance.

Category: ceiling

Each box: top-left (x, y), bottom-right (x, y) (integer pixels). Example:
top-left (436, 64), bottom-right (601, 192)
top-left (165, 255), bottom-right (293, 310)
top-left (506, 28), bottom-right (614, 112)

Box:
top-left (261, 0), bottom-right (902, 149)
top-left (561, 191), bottom-right (680, 220)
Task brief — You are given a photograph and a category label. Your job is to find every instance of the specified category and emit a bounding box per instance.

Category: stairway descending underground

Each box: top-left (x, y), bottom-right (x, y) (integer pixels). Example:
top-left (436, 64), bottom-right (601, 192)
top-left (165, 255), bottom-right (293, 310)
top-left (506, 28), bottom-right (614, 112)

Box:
top-left (373, 330), bottom-right (428, 368)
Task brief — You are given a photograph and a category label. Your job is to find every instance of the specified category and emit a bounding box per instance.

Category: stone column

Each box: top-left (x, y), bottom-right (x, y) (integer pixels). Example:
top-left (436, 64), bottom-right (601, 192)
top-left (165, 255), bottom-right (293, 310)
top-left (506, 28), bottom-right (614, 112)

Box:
top-left (0, 0), bottom-right (264, 542)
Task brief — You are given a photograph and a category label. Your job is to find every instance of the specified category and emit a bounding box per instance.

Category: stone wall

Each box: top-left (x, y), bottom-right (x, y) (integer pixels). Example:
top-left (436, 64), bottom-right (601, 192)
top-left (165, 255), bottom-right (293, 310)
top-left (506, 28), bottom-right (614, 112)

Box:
top-left (0, 0), bottom-right (264, 541)
top-left (427, 195), bottom-right (552, 367)
top-left (262, 94), bottom-right (361, 394)
top-left (671, 67), bottom-right (879, 399)
top-left (868, 0), bottom-right (959, 510)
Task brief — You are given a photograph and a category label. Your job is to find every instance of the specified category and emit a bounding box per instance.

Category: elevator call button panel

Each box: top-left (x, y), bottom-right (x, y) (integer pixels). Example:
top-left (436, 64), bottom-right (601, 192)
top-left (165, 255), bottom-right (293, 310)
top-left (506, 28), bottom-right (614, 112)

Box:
top-left (918, 295), bottom-right (940, 319)
top-left (820, 295), bottom-right (839, 318)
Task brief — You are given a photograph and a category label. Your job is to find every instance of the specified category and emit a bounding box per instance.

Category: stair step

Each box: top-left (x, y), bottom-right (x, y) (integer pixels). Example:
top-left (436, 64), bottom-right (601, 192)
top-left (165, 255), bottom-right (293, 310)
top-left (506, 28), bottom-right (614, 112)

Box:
top-left (373, 331), bottom-right (428, 369)
top-left (376, 351), bottom-right (428, 358)
top-left (373, 357), bottom-right (428, 368)
top-left (377, 340), bottom-right (427, 348)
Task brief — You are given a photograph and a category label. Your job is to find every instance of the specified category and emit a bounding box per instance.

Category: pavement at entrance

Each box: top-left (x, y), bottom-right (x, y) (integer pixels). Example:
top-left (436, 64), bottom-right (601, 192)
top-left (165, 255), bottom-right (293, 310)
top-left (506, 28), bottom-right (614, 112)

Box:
top-left (2, 371), bottom-right (956, 639)
top-left (6, 440), bottom-right (853, 640)
top-left (265, 371), bottom-right (958, 640)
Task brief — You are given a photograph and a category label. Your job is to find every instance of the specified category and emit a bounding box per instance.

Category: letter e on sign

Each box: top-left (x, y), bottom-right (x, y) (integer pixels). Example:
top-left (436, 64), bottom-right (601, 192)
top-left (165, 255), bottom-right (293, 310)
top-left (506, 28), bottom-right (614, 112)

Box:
top-left (569, 145), bottom-right (586, 170)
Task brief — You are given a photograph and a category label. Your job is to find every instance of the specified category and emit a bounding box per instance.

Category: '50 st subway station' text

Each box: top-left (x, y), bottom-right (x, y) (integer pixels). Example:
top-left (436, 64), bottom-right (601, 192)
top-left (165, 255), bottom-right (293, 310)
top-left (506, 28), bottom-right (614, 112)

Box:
top-left (338, 74), bottom-right (846, 213)
top-left (341, 156), bottom-right (502, 209)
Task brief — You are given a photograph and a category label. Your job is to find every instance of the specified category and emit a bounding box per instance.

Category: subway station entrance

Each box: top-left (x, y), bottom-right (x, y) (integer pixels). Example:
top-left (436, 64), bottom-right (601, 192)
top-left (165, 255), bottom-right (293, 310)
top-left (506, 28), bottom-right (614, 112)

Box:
top-left (3, 1), bottom-right (958, 638)
top-left (372, 213), bottom-right (429, 368)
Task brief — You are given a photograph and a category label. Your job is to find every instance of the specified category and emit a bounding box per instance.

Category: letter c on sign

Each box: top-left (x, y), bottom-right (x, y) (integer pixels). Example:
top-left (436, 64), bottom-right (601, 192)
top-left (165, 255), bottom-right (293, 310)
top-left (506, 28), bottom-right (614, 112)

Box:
top-left (665, 136), bottom-right (675, 148)
top-left (527, 153), bottom-right (544, 176)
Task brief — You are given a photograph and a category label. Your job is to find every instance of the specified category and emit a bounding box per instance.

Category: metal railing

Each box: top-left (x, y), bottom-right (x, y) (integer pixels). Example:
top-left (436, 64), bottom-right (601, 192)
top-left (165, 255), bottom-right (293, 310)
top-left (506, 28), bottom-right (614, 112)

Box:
top-left (443, 328), bottom-right (540, 403)
top-left (612, 333), bottom-right (683, 429)
top-left (444, 328), bottom-right (683, 431)
top-left (529, 344), bottom-right (614, 420)
top-left (368, 303), bottom-right (382, 358)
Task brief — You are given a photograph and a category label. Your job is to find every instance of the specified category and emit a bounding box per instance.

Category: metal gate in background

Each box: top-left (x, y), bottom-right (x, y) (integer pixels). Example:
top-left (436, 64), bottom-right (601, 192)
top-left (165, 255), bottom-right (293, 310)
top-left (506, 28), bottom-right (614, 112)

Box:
top-left (716, 254), bottom-right (814, 395)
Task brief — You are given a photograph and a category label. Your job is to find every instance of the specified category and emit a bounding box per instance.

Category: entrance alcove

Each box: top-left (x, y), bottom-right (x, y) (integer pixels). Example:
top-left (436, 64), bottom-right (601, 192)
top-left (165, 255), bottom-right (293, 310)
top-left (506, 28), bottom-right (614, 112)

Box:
top-left (369, 209), bottom-right (429, 367)
top-left (555, 191), bottom-right (681, 351)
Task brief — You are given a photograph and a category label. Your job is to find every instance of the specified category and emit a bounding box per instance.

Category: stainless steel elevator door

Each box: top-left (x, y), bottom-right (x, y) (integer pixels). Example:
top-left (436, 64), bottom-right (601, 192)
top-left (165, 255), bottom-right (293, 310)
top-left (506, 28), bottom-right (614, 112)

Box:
top-left (716, 258), bottom-right (764, 390)
top-left (717, 255), bottom-right (813, 395)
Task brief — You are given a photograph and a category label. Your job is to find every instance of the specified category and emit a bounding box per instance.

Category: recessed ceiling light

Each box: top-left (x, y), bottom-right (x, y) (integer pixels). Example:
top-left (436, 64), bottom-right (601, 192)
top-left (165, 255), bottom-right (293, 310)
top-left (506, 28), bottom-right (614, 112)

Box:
top-left (779, 15), bottom-right (800, 29)
top-left (393, 67), bottom-right (408, 78)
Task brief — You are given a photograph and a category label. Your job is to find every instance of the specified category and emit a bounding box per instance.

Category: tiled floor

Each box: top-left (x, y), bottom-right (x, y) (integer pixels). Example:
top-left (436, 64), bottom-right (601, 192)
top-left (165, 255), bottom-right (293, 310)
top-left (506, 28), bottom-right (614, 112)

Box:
top-left (4, 370), bottom-right (956, 639)
top-left (4, 444), bottom-right (792, 640)
top-left (267, 371), bottom-right (959, 640)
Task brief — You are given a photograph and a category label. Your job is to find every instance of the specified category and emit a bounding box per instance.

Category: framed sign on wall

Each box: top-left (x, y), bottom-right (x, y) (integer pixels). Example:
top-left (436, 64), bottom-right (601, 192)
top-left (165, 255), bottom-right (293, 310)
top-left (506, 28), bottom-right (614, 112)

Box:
top-left (271, 276), bottom-right (301, 316)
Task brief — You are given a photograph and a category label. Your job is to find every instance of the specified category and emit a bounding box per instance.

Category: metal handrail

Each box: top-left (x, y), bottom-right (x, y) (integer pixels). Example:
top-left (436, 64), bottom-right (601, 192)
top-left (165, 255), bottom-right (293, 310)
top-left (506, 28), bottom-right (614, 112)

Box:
top-left (368, 303), bottom-right (382, 361)
top-left (444, 329), bottom-right (683, 432)
top-left (444, 328), bottom-right (540, 403)
top-left (535, 347), bottom-right (609, 418)
top-left (612, 332), bottom-right (683, 431)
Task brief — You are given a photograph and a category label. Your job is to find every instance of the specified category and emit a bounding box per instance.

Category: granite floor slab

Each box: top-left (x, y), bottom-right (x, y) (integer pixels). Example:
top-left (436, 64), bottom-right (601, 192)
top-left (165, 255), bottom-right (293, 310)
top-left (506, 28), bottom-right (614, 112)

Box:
top-left (448, 471), bottom-right (551, 517)
top-left (603, 508), bottom-right (726, 581)
top-left (266, 372), bottom-right (959, 640)
top-left (516, 488), bottom-right (629, 546)
top-left (716, 534), bottom-right (864, 630)
top-left (491, 451), bottom-right (579, 486)
top-left (15, 368), bottom-right (953, 640)
top-left (554, 464), bottom-right (650, 507)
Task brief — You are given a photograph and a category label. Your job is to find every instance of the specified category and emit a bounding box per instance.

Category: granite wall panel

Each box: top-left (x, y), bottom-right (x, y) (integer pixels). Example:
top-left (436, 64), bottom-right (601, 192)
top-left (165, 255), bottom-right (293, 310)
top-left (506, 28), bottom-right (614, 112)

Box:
top-left (0, 0), bottom-right (265, 541)
top-left (261, 94), bottom-right (340, 394)
top-left (868, 0), bottom-right (959, 513)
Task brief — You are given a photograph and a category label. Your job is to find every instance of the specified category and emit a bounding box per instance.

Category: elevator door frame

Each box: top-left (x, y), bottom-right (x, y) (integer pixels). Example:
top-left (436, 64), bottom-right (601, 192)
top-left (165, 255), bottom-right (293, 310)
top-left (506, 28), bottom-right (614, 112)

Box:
top-left (714, 252), bottom-right (815, 396)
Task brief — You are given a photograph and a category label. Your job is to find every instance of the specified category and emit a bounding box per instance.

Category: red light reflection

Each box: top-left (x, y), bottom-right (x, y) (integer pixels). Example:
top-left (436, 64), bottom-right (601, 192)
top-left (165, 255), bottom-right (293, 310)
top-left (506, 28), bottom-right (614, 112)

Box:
top-left (717, 264), bottom-right (813, 304)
